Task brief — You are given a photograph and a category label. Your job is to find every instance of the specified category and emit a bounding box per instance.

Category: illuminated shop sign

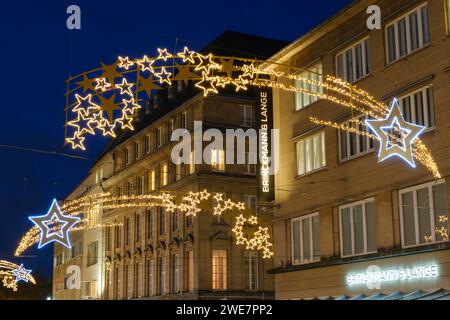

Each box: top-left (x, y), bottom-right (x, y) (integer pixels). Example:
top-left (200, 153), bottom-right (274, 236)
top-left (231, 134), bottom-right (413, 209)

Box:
top-left (346, 264), bottom-right (438, 290)
top-left (256, 82), bottom-right (274, 203)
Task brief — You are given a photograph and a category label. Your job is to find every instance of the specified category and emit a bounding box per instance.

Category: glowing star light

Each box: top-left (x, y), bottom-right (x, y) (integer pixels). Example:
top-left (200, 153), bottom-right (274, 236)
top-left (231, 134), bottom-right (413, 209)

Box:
top-left (365, 98), bottom-right (425, 168)
top-left (12, 264), bottom-right (32, 283)
top-left (177, 47), bottom-right (196, 64)
top-left (137, 55), bottom-right (155, 73)
top-left (29, 199), bottom-right (81, 249)
top-left (118, 56), bottom-right (134, 70)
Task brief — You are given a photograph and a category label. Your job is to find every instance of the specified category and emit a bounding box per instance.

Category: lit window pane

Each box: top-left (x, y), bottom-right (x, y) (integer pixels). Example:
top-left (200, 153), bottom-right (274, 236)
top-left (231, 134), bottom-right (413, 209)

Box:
top-left (402, 192), bottom-right (416, 246)
top-left (341, 208), bottom-right (352, 256)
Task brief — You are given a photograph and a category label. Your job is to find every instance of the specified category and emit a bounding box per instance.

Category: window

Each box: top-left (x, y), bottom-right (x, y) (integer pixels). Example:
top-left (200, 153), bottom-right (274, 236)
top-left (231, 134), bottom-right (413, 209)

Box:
top-left (137, 176), bottom-right (144, 195)
top-left (398, 86), bottom-right (435, 129)
top-left (158, 256), bottom-right (166, 295)
top-left (125, 147), bottom-right (130, 166)
top-left (159, 208), bottom-right (166, 235)
top-left (400, 180), bottom-right (448, 247)
top-left (87, 241), bottom-right (98, 267)
top-left (71, 240), bottom-right (82, 258)
top-left (240, 105), bottom-right (253, 127)
top-left (113, 267), bottom-right (119, 300)
top-left (125, 217), bottom-right (131, 246)
top-left (156, 127), bottom-right (162, 148)
top-left (245, 152), bottom-right (257, 175)
top-left (149, 169), bottom-right (156, 192)
top-left (124, 265), bottom-right (129, 299)
top-left (175, 163), bottom-right (181, 181)
top-left (135, 214), bottom-right (141, 242)
top-left (340, 198), bottom-right (377, 258)
top-left (186, 250), bottom-right (194, 291)
top-left (243, 195), bottom-right (257, 212)
top-left (134, 262), bottom-right (140, 298)
top-left (55, 253), bottom-right (63, 266)
top-left (336, 38), bottom-right (370, 83)
top-left (146, 209), bottom-right (153, 239)
top-left (145, 259), bottom-right (153, 296)
top-left (296, 130), bottom-right (326, 176)
top-left (145, 135), bottom-right (150, 154)
top-left (211, 149), bottom-right (225, 172)
top-left (291, 213), bottom-right (320, 264)
top-left (339, 115), bottom-right (374, 161)
top-left (189, 151), bottom-right (195, 174)
top-left (83, 281), bottom-right (97, 299)
top-left (114, 225), bottom-right (121, 248)
top-left (134, 141), bottom-right (140, 160)
top-left (168, 119), bottom-right (174, 142)
top-left (186, 213), bottom-right (193, 228)
top-left (171, 254), bottom-right (180, 293)
top-left (181, 111), bottom-right (187, 129)
top-left (295, 62), bottom-right (322, 110)
top-left (106, 227), bottom-right (112, 251)
top-left (127, 181), bottom-right (134, 196)
top-left (386, 3), bottom-right (430, 64)
top-left (172, 209), bottom-right (179, 231)
top-left (212, 250), bottom-right (227, 290)
top-left (160, 163), bottom-right (168, 186)
top-left (244, 251), bottom-right (258, 291)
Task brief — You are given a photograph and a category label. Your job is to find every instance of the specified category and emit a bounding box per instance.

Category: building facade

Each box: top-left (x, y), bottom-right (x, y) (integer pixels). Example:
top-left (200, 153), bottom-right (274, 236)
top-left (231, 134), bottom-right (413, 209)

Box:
top-left (267, 0), bottom-right (450, 299)
top-left (53, 154), bottom-right (112, 299)
top-left (53, 31), bottom-right (287, 300)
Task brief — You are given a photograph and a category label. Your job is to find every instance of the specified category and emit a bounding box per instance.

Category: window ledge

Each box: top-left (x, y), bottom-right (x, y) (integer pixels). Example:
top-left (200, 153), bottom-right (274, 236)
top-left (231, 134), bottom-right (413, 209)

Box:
top-left (385, 44), bottom-right (432, 69)
top-left (293, 99), bottom-right (323, 114)
top-left (340, 250), bottom-right (378, 259)
top-left (292, 258), bottom-right (321, 267)
top-left (339, 149), bottom-right (375, 165)
top-left (402, 239), bottom-right (448, 250)
top-left (295, 166), bottom-right (327, 179)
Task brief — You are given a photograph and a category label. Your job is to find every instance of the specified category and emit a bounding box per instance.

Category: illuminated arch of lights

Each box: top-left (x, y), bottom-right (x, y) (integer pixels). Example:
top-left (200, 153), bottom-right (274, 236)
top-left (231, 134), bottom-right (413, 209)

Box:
top-left (0, 260), bottom-right (36, 291)
top-left (15, 191), bottom-right (273, 259)
top-left (64, 47), bottom-right (440, 178)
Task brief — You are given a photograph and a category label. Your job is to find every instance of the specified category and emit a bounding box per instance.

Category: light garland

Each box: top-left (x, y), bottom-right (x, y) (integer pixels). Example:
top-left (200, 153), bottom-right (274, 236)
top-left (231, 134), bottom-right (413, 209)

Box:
top-left (63, 47), bottom-right (440, 181)
top-left (15, 190), bottom-right (274, 259)
top-left (231, 214), bottom-right (274, 259)
top-left (0, 260), bottom-right (36, 292)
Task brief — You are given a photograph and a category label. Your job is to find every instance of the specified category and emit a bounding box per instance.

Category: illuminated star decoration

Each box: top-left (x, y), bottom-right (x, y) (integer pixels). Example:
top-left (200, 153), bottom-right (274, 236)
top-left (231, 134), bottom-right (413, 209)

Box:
top-left (365, 98), bottom-right (425, 168)
top-left (12, 264), bottom-right (32, 283)
top-left (29, 199), bottom-right (81, 249)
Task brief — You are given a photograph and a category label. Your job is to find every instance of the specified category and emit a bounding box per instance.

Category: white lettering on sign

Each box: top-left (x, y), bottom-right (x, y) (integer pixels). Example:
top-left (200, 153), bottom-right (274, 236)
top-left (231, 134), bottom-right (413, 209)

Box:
top-left (346, 264), bottom-right (438, 289)
top-left (259, 92), bottom-right (270, 193)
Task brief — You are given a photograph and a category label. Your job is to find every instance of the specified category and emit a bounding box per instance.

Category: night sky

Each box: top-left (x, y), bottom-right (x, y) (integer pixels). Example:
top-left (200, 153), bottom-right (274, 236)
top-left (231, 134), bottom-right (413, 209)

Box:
top-left (0, 0), bottom-right (353, 280)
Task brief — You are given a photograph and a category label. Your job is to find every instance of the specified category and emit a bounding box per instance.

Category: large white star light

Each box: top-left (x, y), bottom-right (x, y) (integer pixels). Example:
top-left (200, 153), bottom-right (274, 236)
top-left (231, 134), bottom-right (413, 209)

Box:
top-left (365, 98), bottom-right (426, 168)
top-left (29, 199), bottom-right (81, 249)
top-left (12, 264), bottom-right (32, 283)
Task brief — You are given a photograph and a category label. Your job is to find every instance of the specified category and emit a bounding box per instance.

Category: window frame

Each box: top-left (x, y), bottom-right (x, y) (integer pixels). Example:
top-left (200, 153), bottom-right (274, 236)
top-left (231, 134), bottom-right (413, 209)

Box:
top-left (211, 149), bottom-right (226, 172)
top-left (338, 115), bottom-right (374, 162)
top-left (339, 198), bottom-right (377, 258)
top-left (385, 2), bottom-right (430, 65)
top-left (295, 130), bottom-right (326, 177)
top-left (239, 105), bottom-right (253, 127)
top-left (294, 62), bottom-right (323, 111)
top-left (335, 37), bottom-right (371, 83)
top-left (397, 84), bottom-right (435, 130)
top-left (291, 212), bottom-right (321, 265)
top-left (399, 179), bottom-right (448, 248)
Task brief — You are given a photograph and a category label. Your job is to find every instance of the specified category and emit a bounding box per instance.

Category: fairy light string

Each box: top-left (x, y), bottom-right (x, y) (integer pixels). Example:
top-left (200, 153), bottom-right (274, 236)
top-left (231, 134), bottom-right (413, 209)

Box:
top-left (15, 190), bottom-right (274, 258)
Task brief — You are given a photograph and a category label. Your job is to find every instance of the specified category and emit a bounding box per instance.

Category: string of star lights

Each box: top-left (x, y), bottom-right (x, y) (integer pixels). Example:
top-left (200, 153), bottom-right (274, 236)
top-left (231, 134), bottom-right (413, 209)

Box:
top-left (0, 260), bottom-right (36, 292)
top-left (15, 190), bottom-right (274, 258)
top-left (64, 47), bottom-right (440, 178)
